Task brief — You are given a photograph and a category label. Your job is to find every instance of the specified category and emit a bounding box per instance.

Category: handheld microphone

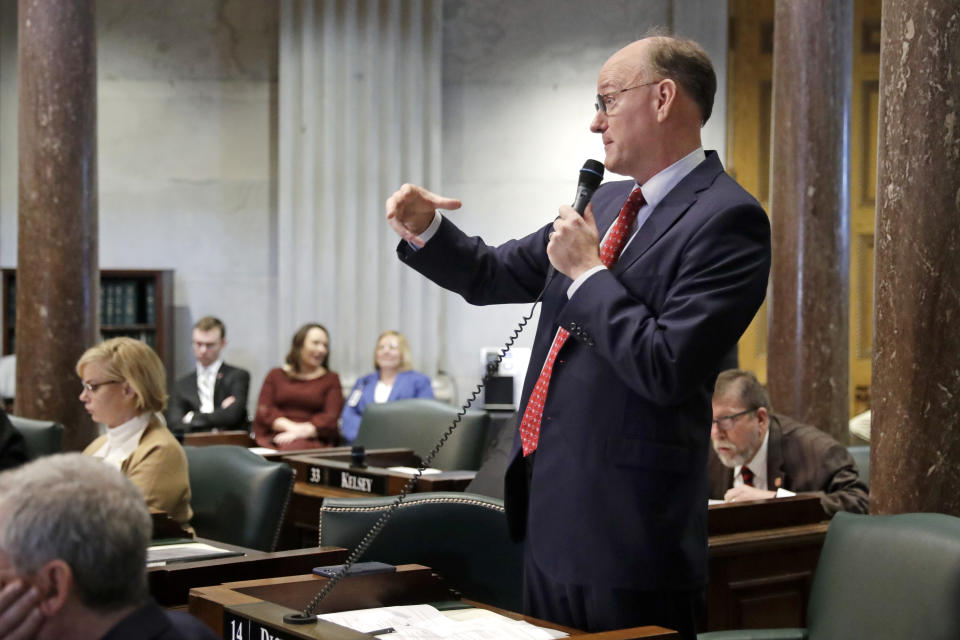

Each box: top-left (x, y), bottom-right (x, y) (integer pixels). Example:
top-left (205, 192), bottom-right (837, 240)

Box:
top-left (571, 159), bottom-right (605, 214)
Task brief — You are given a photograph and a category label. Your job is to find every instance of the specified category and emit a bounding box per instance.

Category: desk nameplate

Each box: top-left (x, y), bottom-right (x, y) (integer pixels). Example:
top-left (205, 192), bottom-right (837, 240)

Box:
top-left (225, 602), bottom-right (368, 640)
top-left (321, 467), bottom-right (387, 495)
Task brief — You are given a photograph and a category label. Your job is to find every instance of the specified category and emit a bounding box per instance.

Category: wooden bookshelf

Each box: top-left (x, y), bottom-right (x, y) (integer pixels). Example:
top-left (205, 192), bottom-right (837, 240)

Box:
top-left (2, 268), bottom-right (174, 377)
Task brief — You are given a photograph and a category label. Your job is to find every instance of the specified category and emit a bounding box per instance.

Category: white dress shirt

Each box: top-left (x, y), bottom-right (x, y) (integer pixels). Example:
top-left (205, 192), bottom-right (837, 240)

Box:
top-left (196, 359), bottom-right (223, 414)
top-left (735, 429), bottom-right (796, 498)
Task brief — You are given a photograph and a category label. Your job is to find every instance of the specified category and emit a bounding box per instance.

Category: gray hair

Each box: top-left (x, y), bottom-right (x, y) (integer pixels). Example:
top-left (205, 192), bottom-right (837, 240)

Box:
top-left (0, 453), bottom-right (152, 612)
top-left (713, 369), bottom-right (772, 412)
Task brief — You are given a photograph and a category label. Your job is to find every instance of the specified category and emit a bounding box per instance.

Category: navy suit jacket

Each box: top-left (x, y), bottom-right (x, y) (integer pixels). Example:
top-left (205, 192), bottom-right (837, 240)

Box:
top-left (167, 362), bottom-right (250, 432)
top-left (340, 370), bottom-right (435, 442)
top-left (399, 152), bottom-right (770, 590)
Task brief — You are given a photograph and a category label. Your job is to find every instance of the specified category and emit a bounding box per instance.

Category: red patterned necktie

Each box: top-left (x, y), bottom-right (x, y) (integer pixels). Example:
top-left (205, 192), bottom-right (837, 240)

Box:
top-left (740, 466), bottom-right (755, 487)
top-left (518, 187), bottom-right (646, 456)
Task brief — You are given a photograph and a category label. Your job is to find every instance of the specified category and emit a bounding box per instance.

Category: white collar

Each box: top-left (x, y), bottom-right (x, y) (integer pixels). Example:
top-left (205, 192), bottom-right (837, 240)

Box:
top-left (636, 147), bottom-right (706, 211)
top-left (197, 359), bottom-right (224, 378)
top-left (96, 412), bottom-right (152, 468)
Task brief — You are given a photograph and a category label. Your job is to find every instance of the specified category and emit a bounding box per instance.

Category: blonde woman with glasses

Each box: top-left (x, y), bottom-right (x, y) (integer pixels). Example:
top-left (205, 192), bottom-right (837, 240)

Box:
top-left (77, 337), bottom-right (193, 532)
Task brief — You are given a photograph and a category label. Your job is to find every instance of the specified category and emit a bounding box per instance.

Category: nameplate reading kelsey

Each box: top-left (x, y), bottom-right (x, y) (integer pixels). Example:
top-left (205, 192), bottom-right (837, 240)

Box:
top-left (306, 463), bottom-right (386, 494)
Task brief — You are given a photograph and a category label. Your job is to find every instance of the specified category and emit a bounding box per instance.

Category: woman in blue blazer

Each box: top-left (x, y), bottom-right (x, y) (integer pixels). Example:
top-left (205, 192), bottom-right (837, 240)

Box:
top-left (340, 331), bottom-right (434, 443)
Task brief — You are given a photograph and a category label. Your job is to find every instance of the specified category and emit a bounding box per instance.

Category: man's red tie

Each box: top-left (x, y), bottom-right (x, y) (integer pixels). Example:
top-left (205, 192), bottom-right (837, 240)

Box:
top-left (740, 466), bottom-right (755, 487)
top-left (518, 187), bottom-right (646, 456)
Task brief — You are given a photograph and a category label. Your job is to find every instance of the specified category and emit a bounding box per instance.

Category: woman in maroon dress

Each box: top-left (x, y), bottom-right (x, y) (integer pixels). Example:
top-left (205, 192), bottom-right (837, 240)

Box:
top-left (253, 323), bottom-right (344, 450)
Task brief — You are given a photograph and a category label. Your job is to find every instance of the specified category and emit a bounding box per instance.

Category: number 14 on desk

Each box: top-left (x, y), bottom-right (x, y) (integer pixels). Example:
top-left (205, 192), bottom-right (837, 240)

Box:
top-left (228, 613), bottom-right (298, 640)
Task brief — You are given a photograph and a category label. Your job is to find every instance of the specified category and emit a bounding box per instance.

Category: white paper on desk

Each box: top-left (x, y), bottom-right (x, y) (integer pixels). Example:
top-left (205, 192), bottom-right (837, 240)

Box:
top-left (708, 499), bottom-right (725, 505)
top-left (386, 466), bottom-right (442, 475)
top-left (248, 446), bottom-right (277, 455)
top-left (318, 604), bottom-right (567, 639)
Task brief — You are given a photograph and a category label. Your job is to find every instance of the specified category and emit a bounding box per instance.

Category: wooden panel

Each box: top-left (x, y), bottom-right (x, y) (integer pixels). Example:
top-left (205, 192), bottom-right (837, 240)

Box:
top-left (728, 0), bottom-right (775, 382)
top-left (706, 524), bottom-right (826, 631)
top-left (860, 81), bottom-right (879, 207)
top-left (849, 0), bottom-right (882, 416)
top-left (855, 233), bottom-right (875, 359)
top-left (758, 80), bottom-right (772, 206)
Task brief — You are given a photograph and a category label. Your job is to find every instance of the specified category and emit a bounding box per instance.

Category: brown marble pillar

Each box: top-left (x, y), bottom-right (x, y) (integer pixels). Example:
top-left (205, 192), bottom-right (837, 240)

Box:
top-left (872, 0), bottom-right (960, 517)
top-left (15, 0), bottom-right (98, 450)
top-left (767, 0), bottom-right (852, 442)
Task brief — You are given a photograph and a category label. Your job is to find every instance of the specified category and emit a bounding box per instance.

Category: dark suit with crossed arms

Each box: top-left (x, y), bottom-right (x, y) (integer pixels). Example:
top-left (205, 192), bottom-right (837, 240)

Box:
top-left (168, 362), bottom-right (250, 432)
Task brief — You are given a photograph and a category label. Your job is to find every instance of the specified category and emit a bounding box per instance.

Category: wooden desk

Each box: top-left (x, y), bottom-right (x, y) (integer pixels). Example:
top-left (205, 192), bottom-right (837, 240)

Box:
top-left (280, 450), bottom-right (475, 549)
top-left (182, 430), bottom-right (254, 447)
top-left (705, 496), bottom-right (829, 631)
top-left (189, 566), bottom-right (679, 639)
top-left (149, 540), bottom-right (347, 607)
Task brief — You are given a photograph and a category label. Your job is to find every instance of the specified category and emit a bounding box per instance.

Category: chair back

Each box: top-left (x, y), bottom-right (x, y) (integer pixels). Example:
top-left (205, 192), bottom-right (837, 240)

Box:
top-left (354, 399), bottom-right (489, 470)
top-left (183, 445), bottom-right (294, 551)
top-left (7, 415), bottom-right (63, 459)
top-left (806, 512), bottom-right (960, 640)
top-left (846, 445), bottom-right (870, 489)
top-left (319, 492), bottom-right (523, 611)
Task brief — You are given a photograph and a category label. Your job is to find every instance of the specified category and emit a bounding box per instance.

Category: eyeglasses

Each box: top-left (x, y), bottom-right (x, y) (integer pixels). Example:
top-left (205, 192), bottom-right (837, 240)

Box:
top-left (595, 79), bottom-right (661, 114)
top-left (81, 379), bottom-right (121, 393)
top-left (711, 408), bottom-right (757, 431)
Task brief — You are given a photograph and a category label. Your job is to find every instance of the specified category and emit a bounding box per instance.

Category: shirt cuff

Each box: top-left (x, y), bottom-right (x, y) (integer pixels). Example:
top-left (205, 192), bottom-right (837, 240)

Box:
top-left (182, 411), bottom-right (195, 424)
top-left (567, 265), bottom-right (607, 298)
top-left (775, 488), bottom-right (797, 498)
top-left (405, 211), bottom-right (442, 251)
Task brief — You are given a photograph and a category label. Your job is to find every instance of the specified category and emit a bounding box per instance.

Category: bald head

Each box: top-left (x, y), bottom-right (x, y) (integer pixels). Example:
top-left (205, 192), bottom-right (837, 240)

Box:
top-left (606, 36), bottom-right (716, 125)
top-left (591, 35), bottom-right (716, 183)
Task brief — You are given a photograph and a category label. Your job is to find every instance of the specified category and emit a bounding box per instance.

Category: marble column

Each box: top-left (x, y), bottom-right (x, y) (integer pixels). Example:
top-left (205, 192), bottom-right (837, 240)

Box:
top-left (872, 0), bottom-right (960, 516)
top-left (15, 0), bottom-right (98, 449)
top-left (767, 0), bottom-right (852, 442)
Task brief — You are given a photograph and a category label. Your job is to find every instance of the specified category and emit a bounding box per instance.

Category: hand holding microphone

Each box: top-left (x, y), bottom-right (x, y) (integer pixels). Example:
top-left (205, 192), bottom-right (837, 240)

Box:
top-left (548, 160), bottom-right (605, 280)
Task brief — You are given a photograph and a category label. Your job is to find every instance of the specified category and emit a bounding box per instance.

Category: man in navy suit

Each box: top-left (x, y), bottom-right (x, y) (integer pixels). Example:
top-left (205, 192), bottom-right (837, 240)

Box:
top-left (168, 316), bottom-right (250, 433)
top-left (385, 35), bottom-right (770, 638)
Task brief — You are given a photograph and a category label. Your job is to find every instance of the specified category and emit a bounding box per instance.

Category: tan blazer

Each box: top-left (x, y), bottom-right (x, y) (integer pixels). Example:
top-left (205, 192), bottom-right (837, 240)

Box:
top-left (84, 415), bottom-right (194, 532)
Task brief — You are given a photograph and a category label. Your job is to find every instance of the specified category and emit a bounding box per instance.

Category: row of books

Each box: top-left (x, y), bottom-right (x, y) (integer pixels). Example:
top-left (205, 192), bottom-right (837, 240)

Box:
top-left (101, 280), bottom-right (156, 326)
top-left (102, 329), bottom-right (158, 350)
top-left (4, 279), bottom-right (156, 328)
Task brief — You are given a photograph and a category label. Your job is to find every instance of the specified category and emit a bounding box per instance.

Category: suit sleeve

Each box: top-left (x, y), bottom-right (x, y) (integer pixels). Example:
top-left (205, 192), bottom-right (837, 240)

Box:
top-left (398, 216), bottom-right (554, 306)
top-left (412, 372), bottom-right (434, 399)
top-left (309, 374), bottom-right (344, 441)
top-left (813, 443), bottom-right (870, 516)
top-left (253, 370), bottom-right (281, 440)
top-left (126, 438), bottom-right (192, 527)
top-left (167, 379), bottom-right (189, 428)
top-left (559, 200), bottom-right (771, 405)
top-left (194, 369), bottom-right (250, 430)
top-left (339, 378), bottom-right (365, 443)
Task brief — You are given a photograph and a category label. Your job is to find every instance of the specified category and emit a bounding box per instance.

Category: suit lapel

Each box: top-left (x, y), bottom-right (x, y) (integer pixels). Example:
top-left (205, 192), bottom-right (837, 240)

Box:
top-left (767, 414), bottom-right (786, 490)
top-left (187, 370), bottom-right (201, 406)
top-left (612, 153), bottom-right (723, 277)
top-left (213, 365), bottom-right (225, 403)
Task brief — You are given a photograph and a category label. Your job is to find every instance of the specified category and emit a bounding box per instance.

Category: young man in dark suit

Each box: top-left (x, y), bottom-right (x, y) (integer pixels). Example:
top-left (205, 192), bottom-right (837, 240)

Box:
top-left (168, 316), bottom-right (249, 433)
top-left (385, 35), bottom-right (771, 639)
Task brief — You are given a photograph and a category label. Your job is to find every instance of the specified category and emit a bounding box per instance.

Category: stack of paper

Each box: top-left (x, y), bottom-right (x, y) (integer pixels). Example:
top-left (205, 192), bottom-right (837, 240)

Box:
top-left (319, 604), bottom-right (568, 639)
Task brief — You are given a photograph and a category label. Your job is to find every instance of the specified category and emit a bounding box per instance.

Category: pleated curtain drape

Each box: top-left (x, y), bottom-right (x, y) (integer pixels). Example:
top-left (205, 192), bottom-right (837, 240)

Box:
top-left (277, 0), bottom-right (443, 384)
